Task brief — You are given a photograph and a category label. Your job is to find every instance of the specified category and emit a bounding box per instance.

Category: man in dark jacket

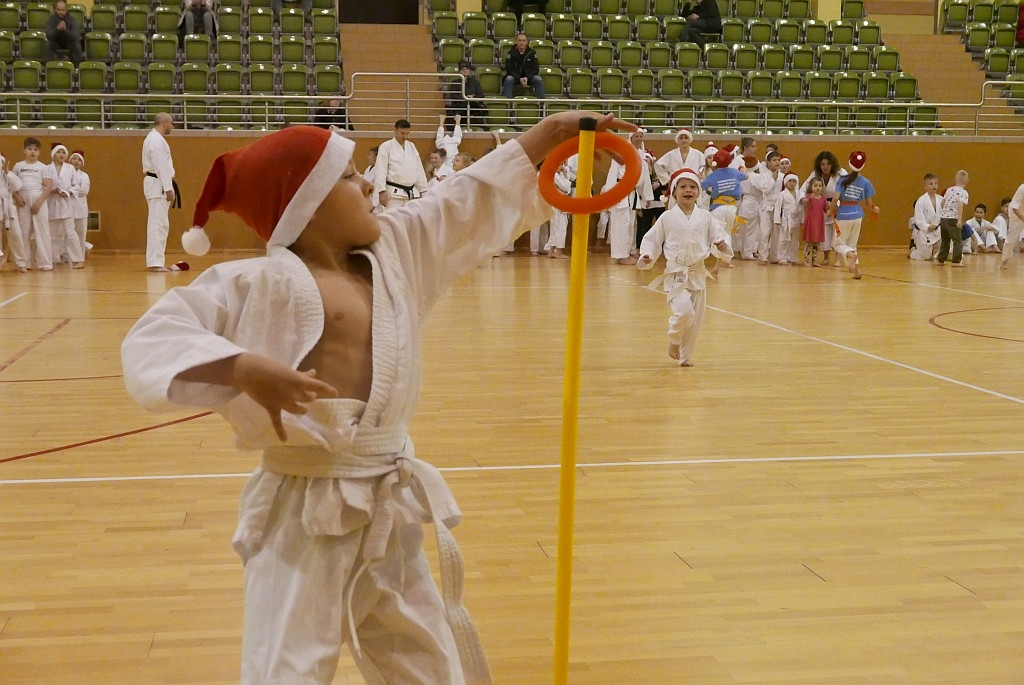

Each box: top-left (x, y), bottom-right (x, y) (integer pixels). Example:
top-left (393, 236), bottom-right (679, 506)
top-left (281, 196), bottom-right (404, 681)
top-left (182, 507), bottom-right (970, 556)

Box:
top-left (680, 0), bottom-right (722, 47)
top-left (502, 33), bottom-right (545, 98)
top-left (44, 0), bottom-right (83, 65)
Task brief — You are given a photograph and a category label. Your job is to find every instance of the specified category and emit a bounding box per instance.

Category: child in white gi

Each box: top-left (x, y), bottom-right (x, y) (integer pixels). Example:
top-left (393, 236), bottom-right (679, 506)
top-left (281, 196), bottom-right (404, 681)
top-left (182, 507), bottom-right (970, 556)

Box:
top-left (435, 113), bottom-right (463, 160)
top-left (46, 143), bottom-right (84, 268)
top-left (910, 173), bottom-right (942, 261)
top-left (69, 150), bottom-right (91, 257)
top-left (1001, 182), bottom-right (1024, 269)
top-left (12, 136), bottom-right (54, 270)
top-left (964, 203), bottom-right (1000, 253)
top-left (121, 112), bottom-right (630, 685)
top-left (773, 173), bottom-right (800, 266)
top-left (543, 160), bottom-right (573, 259)
top-left (637, 167), bottom-right (729, 367)
top-left (600, 129), bottom-right (654, 265)
top-left (0, 152), bottom-right (27, 272)
top-left (992, 197), bottom-right (1010, 251)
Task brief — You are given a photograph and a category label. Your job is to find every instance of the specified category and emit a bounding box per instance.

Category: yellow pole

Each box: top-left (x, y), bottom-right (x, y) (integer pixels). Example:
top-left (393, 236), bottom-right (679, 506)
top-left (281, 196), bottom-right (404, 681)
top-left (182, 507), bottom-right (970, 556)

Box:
top-left (553, 117), bottom-right (598, 685)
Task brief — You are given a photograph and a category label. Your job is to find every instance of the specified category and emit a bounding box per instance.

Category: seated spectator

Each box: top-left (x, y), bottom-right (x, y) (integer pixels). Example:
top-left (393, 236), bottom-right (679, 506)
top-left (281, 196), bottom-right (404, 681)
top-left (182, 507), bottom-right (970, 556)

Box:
top-left (509, 0), bottom-right (547, 25)
top-left (446, 61), bottom-right (486, 129)
top-left (313, 98), bottom-right (354, 131)
top-left (44, 0), bottom-right (83, 66)
top-left (178, 0), bottom-right (218, 47)
top-left (680, 0), bottom-right (722, 48)
top-left (503, 33), bottom-right (545, 99)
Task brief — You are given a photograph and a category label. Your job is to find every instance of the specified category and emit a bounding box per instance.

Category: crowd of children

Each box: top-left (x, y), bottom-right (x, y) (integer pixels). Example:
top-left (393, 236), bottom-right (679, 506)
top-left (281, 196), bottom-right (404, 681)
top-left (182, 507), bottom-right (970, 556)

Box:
top-left (0, 136), bottom-right (90, 273)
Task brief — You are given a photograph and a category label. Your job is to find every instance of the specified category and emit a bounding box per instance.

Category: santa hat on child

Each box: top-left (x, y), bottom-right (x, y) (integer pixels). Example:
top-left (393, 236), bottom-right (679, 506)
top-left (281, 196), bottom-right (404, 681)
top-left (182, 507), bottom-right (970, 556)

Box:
top-left (741, 155), bottom-right (758, 169)
top-left (779, 155), bottom-right (791, 165)
top-left (668, 167), bottom-right (701, 196)
top-left (783, 173), bottom-right (799, 186)
top-left (69, 150), bottom-right (85, 164)
top-left (674, 128), bottom-right (694, 144)
top-left (50, 143), bottom-right (68, 158)
top-left (710, 149), bottom-right (732, 170)
top-left (848, 150), bottom-right (867, 171)
top-left (704, 141), bottom-right (718, 158)
top-left (183, 126), bottom-right (355, 256)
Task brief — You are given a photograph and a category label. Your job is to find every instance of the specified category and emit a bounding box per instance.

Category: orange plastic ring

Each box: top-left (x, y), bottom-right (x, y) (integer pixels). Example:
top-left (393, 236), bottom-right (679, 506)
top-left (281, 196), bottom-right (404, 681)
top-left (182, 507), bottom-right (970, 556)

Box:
top-left (538, 132), bottom-right (643, 215)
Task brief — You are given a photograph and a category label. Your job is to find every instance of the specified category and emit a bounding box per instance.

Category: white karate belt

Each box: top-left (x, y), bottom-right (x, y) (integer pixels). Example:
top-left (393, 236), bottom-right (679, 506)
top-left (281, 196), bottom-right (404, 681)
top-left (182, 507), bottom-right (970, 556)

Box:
top-left (264, 432), bottom-right (492, 685)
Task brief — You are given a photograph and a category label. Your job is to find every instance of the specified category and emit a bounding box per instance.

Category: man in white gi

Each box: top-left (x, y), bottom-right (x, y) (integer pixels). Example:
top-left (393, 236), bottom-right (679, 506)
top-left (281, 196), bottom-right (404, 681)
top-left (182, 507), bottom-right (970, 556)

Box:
top-left (374, 119), bottom-right (428, 210)
top-left (141, 112), bottom-right (177, 272)
top-left (654, 128), bottom-right (705, 199)
top-left (601, 128), bottom-right (654, 264)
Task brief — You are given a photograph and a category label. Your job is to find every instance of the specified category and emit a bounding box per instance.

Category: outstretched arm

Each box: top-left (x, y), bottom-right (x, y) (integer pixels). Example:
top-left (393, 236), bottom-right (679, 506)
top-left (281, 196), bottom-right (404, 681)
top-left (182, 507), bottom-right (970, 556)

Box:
top-left (516, 111), bottom-right (636, 169)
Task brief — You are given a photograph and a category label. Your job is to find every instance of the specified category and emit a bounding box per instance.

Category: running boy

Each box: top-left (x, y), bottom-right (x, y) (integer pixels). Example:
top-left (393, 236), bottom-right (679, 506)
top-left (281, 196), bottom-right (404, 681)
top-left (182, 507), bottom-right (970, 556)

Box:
top-left (121, 111), bottom-right (631, 685)
top-left (637, 167), bottom-right (729, 367)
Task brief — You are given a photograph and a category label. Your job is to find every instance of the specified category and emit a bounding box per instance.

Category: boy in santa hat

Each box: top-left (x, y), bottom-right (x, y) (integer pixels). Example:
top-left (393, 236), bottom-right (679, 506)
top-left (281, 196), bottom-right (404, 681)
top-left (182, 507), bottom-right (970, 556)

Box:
top-left (121, 111), bottom-right (633, 685)
top-left (46, 143), bottom-right (83, 268)
top-left (637, 167), bottom-right (729, 367)
top-left (68, 150), bottom-right (91, 258)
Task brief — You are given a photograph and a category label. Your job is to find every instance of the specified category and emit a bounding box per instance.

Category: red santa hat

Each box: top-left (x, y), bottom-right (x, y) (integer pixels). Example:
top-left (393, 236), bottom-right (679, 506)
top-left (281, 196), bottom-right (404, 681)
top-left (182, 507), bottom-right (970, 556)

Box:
top-left (50, 143), bottom-right (68, 157)
top-left (674, 128), bottom-right (693, 143)
top-left (711, 149), bottom-right (732, 170)
top-left (779, 155), bottom-right (791, 165)
top-left (183, 126), bottom-right (355, 256)
top-left (69, 150), bottom-right (85, 164)
top-left (848, 150), bottom-right (867, 171)
top-left (668, 167), bottom-right (701, 196)
top-left (741, 155), bottom-right (758, 169)
top-left (704, 141), bottom-right (719, 158)
top-left (783, 173), bottom-right (799, 186)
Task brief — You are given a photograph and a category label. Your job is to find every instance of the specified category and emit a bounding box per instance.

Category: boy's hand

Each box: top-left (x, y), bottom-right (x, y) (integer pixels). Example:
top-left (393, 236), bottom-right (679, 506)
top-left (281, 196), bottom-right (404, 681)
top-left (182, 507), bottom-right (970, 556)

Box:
top-left (438, 114), bottom-right (445, 126)
top-left (232, 354), bottom-right (340, 442)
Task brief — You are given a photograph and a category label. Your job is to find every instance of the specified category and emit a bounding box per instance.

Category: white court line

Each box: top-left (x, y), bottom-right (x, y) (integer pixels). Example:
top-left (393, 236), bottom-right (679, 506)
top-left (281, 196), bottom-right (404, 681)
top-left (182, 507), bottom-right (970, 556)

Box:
top-left (0, 292), bottom-right (28, 309)
top-left (912, 281), bottom-right (1024, 304)
top-left (2, 448), bottom-right (1023, 485)
top-left (710, 306), bottom-right (1024, 406)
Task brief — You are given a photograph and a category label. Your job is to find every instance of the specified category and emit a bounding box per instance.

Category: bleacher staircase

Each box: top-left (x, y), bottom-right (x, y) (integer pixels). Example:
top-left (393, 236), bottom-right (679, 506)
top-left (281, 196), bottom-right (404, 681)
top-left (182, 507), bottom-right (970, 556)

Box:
top-left (340, 23), bottom-right (444, 131)
top-left (884, 32), bottom-right (1024, 133)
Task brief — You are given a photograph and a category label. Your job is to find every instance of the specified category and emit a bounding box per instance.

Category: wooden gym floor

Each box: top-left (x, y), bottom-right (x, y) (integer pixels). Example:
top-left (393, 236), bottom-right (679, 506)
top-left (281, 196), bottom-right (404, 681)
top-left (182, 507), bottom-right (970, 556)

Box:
top-left (1, 249), bottom-right (1022, 684)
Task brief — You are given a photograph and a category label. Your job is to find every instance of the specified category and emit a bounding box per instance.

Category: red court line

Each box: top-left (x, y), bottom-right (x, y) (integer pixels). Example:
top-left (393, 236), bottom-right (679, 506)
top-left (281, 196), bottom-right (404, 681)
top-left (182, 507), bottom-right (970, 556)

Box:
top-left (0, 318), bottom-right (71, 374)
top-left (929, 306), bottom-right (1024, 343)
top-left (0, 412), bottom-right (215, 464)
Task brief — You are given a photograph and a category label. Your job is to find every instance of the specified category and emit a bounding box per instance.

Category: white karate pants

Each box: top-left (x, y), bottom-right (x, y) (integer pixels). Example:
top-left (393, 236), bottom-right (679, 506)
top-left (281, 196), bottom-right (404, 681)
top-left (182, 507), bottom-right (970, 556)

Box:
top-left (710, 205), bottom-right (736, 253)
top-left (146, 196), bottom-right (170, 268)
top-left (756, 208), bottom-right (779, 262)
top-left (17, 193), bottom-right (51, 270)
top-left (50, 216), bottom-right (83, 264)
top-left (2, 215), bottom-right (28, 268)
top-left (237, 477), bottom-right (465, 685)
top-left (667, 285), bottom-right (706, 366)
top-left (822, 218), bottom-right (836, 252)
top-left (608, 207), bottom-right (636, 259)
top-left (735, 203), bottom-right (759, 259)
top-left (834, 217), bottom-right (862, 264)
top-left (545, 211), bottom-right (568, 250)
top-left (1002, 221), bottom-right (1024, 264)
top-left (74, 217), bottom-right (88, 257)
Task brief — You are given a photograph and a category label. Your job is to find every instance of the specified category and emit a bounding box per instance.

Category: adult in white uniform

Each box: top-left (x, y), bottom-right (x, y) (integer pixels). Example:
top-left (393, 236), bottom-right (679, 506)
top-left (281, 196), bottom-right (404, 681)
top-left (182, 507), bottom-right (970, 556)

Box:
top-left (374, 119), bottom-right (428, 210)
top-left (637, 168), bottom-right (728, 367)
top-left (142, 112), bottom-right (177, 272)
top-left (601, 129), bottom-right (654, 264)
top-left (123, 112), bottom-right (612, 685)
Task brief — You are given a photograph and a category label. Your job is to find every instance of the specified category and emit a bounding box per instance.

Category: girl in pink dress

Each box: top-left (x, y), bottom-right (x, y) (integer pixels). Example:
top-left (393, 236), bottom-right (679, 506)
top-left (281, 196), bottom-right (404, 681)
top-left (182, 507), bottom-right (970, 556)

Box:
top-left (801, 178), bottom-right (828, 267)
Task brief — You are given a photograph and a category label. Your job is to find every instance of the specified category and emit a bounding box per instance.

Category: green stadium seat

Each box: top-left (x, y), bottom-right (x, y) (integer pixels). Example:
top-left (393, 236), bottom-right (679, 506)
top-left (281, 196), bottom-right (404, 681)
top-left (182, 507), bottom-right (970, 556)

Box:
top-left (829, 19), bottom-right (855, 44)
top-left (675, 41), bottom-right (700, 69)
top-left (891, 71), bottom-right (918, 100)
top-left (77, 60), bottom-right (107, 92)
top-left (855, 20), bottom-right (881, 45)
top-left (804, 70), bottom-right (830, 99)
top-left (248, 63), bottom-right (276, 94)
top-left (248, 34), bottom-right (274, 64)
top-left (872, 45), bottom-right (900, 71)
top-left (731, 43), bottom-right (758, 71)
top-left (817, 44), bottom-right (844, 71)
top-left (529, 38), bottom-right (554, 65)
top-left (617, 40), bottom-right (643, 68)
top-left (844, 45), bottom-right (872, 71)
top-left (787, 44), bottom-right (814, 71)
top-left (112, 61), bottom-right (142, 91)
top-left (512, 97), bottom-right (541, 127)
top-left (762, 0), bottom-right (785, 19)
top-left (249, 7), bottom-right (274, 34)
top-left (218, 7), bottom-right (242, 34)
top-left (597, 0), bottom-right (621, 14)
top-left (521, 12), bottom-right (546, 38)
top-left (597, 66), bottom-right (624, 97)
top-left (717, 69), bottom-right (744, 98)
top-left (280, 62), bottom-right (308, 94)
top-left (588, 40), bottom-right (614, 67)
top-left (216, 34), bottom-right (243, 63)
top-left (312, 35), bottom-right (338, 63)
top-left (689, 68), bottom-right (713, 97)
top-left (734, 0), bottom-right (757, 17)
top-left (19, 30), bottom-right (46, 60)
top-left (557, 39), bottom-right (584, 67)
top-left (476, 64), bottom-right (502, 94)
top-left (786, 0), bottom-right (810, 18)
top-left (279, 34), bottom-right (305, 63)
top-left (119, 32), bottom-right (148, 62)
top-left (994, 0), bottom-right (1018, 23)
top-left (26, 3), bottom-right (50, 29)
top-left (760, 44), bottom-right (786, 71)
top-left (462, 10), bottom-right (488, 38)
top-left (645, 41), bottom-right (672, 68)
top-left (774, 19), bottom-right (801, 45)
top-left (570, 0), bottom-right (595, 14)
top-left (627, 66), bottom-right (654, 98)
top-left (151, 33), bottom-right (178, 62)
top-left (432, 10), bottom-right (458, 37)
top-left (279, 8), bottom-right (305, 34)
top-left (214, 62), bottom-right (243, 93)
top-left (491, 12), bottom-right (517, 38)
top-left (991, 22), bottom-right (1016, 49)
top-left (964, 22), bottom-right (989, 51)
top-left (184, 33), bottom-right (211, 62)
top-left (311, 9), bottom-right (336, 35)
top-left (803, 19), bottom-right (828, 44)
top-left (832, 70), bottom-right (861, 99)
top-left (539, 65), bottom-right (563, 96)
top-left (970, 0), bottom-right (994, 23)
top-left (775, 69), bottom-right (802, 98)
top-left (734, 103), bottom-right (761, 130)
top-left (650, 0), bottom-right (678, 15)
top-left (635, 15), bottom-right (660, 41)
top-left (657, 67), bottom-right (685, 99)
top-left (746, 18), bottom-right (773, 44)
top-left (11, 58), bottom-right (40, 91)
top-left (566, 66), bottom-right (594, 96)
top-left (605, 14), bottom-right (632, 41)
top-left (703, 42), bottom-right (729, 69)
top-left (579, 13), bottom-right (603, 40)
top-left (862, 70), bottom-right (890, 99)
top-left (123, 5), bottom-right (150, 32)
top-left (765, 104), bottom-right (790, 129)
top-left (721, 18), bottom-right (745, 43)
top-left (883, 105), bottom-right (910, 132)
top-left (702, 103), bottom-right (730, 130)
top-left (75, 96), bottom-right (103, 126)
top-left (747, 69), bottom-right (774, 98)
top-left (439, 37), bottom-right (465, 66)
top-left (663, 15), bottom-right (686, 42)
top-left (624, 0), bottom-right (647, 14)
top-left (45, 59), bottom-right (74, 91)
top-left (313, 63), bottom-right (342, 94)
top-left (89, 4), bottom-right (117, 32)
top-left (912, 104), bottom-right (939, 129)
top-left (1011, 47), bottom-right (1024, 74)
top-left (943, 0), bottom-right (970, 31)
top-left (0, 29), bottom-right (13, 62)
top-left (146, 61), bottom-right (176, 93)
top-left (181, 61), bottom-right (210, 93)
top-left (154, 6), bottom-right (179, 32)
top-left (0, 2), bottom-right (21, 31)
top-left (842, 0), bottom-right (864, 17)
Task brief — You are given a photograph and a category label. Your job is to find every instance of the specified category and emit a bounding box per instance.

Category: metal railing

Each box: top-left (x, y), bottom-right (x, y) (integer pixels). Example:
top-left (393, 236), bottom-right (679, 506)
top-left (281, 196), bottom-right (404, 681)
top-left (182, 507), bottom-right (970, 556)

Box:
top-left (0, 72), bottom-right (1021, 135)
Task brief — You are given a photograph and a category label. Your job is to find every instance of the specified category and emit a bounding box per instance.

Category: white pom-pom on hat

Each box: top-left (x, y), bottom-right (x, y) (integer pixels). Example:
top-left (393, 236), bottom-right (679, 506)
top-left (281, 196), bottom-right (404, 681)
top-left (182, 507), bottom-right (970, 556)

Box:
top-left (848, 150), bottom-right (867, 171)
top-left (182, 226), bottom-right (211, 256)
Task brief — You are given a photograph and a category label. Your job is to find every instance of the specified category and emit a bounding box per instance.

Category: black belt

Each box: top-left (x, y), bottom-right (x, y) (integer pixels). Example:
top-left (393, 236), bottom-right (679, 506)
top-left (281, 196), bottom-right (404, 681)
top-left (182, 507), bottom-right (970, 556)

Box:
top-left (386, 180), bottom-right (415, 199)
top-left (146, 173), bottom-right (181, 209)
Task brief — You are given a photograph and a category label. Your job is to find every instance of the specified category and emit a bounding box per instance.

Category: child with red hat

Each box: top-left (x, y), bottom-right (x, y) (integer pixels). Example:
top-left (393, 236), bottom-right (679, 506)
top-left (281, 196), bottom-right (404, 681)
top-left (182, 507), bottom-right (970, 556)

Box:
top-left (122, 111), bottom-right (634, 685)
top-left (831, 150), bottom-right (879, 279)
top-left (637, 167), bottom-right (730, 367)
